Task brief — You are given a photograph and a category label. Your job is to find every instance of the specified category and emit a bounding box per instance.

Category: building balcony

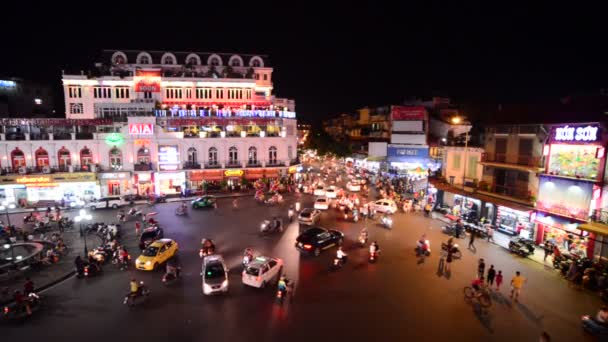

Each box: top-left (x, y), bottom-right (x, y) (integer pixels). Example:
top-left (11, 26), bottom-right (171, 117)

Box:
top-left (225, 160), bottom-right (241, 168)
top-left (246, 161), bottom-right (261, 168)
top-left (476, 182), bottom-right (533, 205)
top-left (480, 152), bottom-right (543, 171)
top-left (134, 162), bottom-right (154, 171)
top-left (204, 162), bottom-right (221, 169)
top-left (183, 161), bottom-right (201, 169)
top-left (266, 160), bottom-right (284, 167)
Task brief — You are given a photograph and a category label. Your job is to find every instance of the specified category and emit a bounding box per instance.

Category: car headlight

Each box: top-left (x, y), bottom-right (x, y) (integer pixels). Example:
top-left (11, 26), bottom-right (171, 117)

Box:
top-left (221, 280), bottom-right (228, 288)
top-left (203, 283), bottom-right (212, 293)
top-left (145, 261), bottom-right (151, 266)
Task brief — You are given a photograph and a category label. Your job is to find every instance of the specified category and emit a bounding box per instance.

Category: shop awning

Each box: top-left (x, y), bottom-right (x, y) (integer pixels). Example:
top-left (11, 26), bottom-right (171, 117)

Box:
top-left (265, 169), bottom-right (280, 178)
top-left (579, 222), bottom-right (608, 237)
top-left (201, 171), bottom-right (223, 181)
top-left (245, 170), bottom-right (265, 180)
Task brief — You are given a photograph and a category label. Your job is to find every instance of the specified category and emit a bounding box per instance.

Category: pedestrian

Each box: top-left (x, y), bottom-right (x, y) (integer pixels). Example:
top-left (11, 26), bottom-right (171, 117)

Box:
top-left (23, 277), bottom-right (34, 296)
top-left (445, 245), bottom-right (454, 272)
top-left (486, 265), bottom-right (496, 287)
top-left (477, 258), bottom-right (486, 279)
top-left (232, 198), bottom-right (238, 210)
top-left (468, 230), bottom-right (476, 250)
top-left (510, 271), bottom-right (526, 301)
top-left (485, 223), bottom-right (494, 243)
top-left (135, 221), bottom-right (141, 235)
top-left (543, 241), bottom-right (553, 261)
top-left (495, 270), bottom-right (503, 291)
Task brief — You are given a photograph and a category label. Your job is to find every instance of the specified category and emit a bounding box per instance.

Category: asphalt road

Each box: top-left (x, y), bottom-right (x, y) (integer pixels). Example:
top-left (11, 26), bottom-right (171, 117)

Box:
top-left (0, 169), bottom-right (600, 342)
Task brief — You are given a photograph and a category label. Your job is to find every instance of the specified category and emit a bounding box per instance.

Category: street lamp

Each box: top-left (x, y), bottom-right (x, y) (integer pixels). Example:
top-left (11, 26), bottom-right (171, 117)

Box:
top-left (451, 116), bottom-right (468, 189)
top-left (0, 201), bottom-right (16, 227)
top-left (74, 209), bottom-right (92, 256)
top-left (3, 243), bottom-right (15, 270)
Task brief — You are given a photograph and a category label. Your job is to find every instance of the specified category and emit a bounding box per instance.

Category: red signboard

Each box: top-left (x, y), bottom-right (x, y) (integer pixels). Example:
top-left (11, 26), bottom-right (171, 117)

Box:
top-left (128, 123), bottom-right (154, 135)
top-left (391, 106), bottom-right (426, 121)
top-left (134, 69), bottom-right (161, 93)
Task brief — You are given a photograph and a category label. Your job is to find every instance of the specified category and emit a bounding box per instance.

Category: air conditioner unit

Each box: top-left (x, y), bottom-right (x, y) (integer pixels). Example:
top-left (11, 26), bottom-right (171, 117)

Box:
top-left (42, 166), bottom-right (51, 174)
top-left (18, 167), bottom-right (27, 175)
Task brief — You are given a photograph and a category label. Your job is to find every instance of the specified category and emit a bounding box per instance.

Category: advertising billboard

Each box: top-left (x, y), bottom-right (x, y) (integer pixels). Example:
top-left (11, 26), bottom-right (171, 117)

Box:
top-left (537, 176), bottom-right (593, 221)
top-left (134, 69), bottom-right (161, 93)
top-left (390, 106), bottom-right (426, 121)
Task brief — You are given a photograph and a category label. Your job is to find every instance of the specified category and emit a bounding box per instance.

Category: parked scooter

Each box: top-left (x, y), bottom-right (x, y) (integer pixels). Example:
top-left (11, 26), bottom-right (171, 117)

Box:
top-left (508, 237), bottom-right (535, 257)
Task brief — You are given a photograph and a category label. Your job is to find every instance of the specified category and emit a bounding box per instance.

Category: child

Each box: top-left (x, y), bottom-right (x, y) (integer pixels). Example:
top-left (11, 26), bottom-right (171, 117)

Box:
top-left (495, 270), bottom-right (503, 291)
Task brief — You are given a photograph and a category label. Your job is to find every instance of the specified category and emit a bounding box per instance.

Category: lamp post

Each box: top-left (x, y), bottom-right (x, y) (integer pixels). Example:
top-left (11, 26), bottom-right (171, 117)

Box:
top-left (451, 116), bottom-right (469, 190)
top-left (74, 209), bottom-right (92, 256)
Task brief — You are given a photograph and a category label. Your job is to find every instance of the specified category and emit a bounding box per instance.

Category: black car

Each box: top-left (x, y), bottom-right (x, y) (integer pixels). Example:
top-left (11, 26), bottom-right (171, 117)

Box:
top-left (295, 227), bottom-right (344, 256)
top-left (139, 226), bottom-right (164, 250)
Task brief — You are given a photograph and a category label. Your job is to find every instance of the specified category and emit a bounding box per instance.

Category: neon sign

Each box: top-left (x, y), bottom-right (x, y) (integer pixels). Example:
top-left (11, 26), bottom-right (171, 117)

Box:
top-left (554, 125), bottom-right (599, 142)
top-left (224, 169), bottom-right (244, 177)
top-left (129, 123), bottom-right (154, 135)
top-left (158, 146), bottom-right (179, 165)
top-left (105, 133), bottom-right (124, 146)
top-left (0, 80), bottom-right (16, 88)
top-left (155, 109), bottom-right (296, 119)
top-left (134, 139), bottom-right (151, 146)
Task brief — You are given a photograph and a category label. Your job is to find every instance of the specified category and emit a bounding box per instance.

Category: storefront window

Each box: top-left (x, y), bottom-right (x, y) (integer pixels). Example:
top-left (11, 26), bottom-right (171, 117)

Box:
top-left (80, 147), bottom-right (93, 167)
top-left (10, 148), bottom-right (25, 169)
top-left (109, 148), bottom-right (122, 170)
top-left (188, 147), bottom-right (198, 163)
top-left (35, 148), bottom-right (49, 167)
top-left (497, 206), bottom-right (533, 237)
top-left (208, 147), bottom-right (218, 165)
top-left (137, 147), bottom-right (151, 164)
top-left (269, 146), bottom-right (277, 164)
top-left (248, 146), bottom-right (257, 164)
top-left (228, 146), bottom-right (238, 164)
top-left (57, 147), bottom-right (71, 168)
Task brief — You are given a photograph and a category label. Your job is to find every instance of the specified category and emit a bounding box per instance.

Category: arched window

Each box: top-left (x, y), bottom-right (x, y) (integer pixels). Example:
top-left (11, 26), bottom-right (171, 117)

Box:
top-left (269, 146), bottom-right (277, 165)
top-left (10, 148), bottom-right (25, 170)
top-left (57, 147), bottom-right (71, 168)
top-left (248, 146), bottom-right (257, 165)
top-left (252, 59), bottom-right (261, 67)
top-left (109, 147), bottom-right (122, 170)
top-left (208, 147), bottom-right (218, 165)
top-left (80, 147), bottom-right (93, 167)
top-left (137, 146), bottom-right (151, 164)
top-left (228, 146), bottom-right (238, 165)
top-left (140, 56), bottom-right (150, 64)
top-left (186, 54), bottom-right (200, 66)
top-left (35, 147), bottom-right (49, 167)
top-left (112, 51), bottom-right (127, 65)
top-left (187, 147), bottom-right (198, 163)
top-left (162, 54), bottom-right (175, 65)
top-left (229, 55), bottom-right (243, 67)
top-left (209, 57), bottom-right (221, 66)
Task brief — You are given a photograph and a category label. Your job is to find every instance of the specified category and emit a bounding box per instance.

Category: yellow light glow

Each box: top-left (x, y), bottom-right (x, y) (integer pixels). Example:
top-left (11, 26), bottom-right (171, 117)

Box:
top-left (451, 117), bottom-right (462, 124)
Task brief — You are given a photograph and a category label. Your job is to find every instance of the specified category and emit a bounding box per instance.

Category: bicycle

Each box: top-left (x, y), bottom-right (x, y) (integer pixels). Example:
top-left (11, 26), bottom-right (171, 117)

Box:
top-left (464, 285), bottom-right (492, 308)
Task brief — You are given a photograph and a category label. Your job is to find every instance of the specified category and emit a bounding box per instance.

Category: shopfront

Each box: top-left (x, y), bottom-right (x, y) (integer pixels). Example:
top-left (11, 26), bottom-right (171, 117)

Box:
top-left (134, 173), bottom-right (154, 196)
top-left (187, 170), bottom-right (205, 191)
top-left (245, 169), bottom-right (265, 181)
top-left (264, 168), bottom-right (281, 180)
top-left (224, 169), bottom-right (244, 189)
top-left (534, 211), bottom-right (590, 258)
top-left (98, 172), bottom-right (131, 196)
top-left (154, 172), bottom-right (185, 195)
top-left (496, 205), bottom-right (534, 237)
top-left (0, 173), bottom-right (100, 204)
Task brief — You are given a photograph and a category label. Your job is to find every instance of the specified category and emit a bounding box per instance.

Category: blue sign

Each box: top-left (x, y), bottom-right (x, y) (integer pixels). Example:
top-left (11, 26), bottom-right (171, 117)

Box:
top-left (0, 80), bottom-right (16, 88)
top-left (387, 146), bottom-right (429, 158)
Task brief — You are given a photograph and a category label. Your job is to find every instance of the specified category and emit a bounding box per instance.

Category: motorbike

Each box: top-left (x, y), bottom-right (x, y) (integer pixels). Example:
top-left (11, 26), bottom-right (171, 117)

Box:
top-left (381, 216), bottom-right (393, 229)
top-left (260, 219), bottom-right (283, 234)
top-left (162, 268), bottom-right (181, 286)
top-left (415, 239), bottom-right (431, 257)
top-left (3, 293), bottom-right (41, 320)
top-left (581, 314), bottom-right (608, 338)
top-left (332, 256), bottom-right (347, 269)
top-left (358, 232), bottom-right (368, 247)
top-left (242, 250), bottom-right (254, 267)
top-left (124, 282), bottom-right (151, 307)
top-left (175, 206), bottom-right (188, 216)
top-left (148, 194), bottom-right (167, 205)
top-left (508, 237), bottom-right (535, 257)
top-left (288, 209), bottom-right (294, 222)
top-left (128, 208), bottom-right (143, 218)
top-left (276, 278), bottom-right (292, 305)
top-left (369, 249), bottom-right (379, 263)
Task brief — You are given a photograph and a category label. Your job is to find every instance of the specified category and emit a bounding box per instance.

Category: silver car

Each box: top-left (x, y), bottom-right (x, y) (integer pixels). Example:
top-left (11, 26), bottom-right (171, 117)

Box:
top-left (298, 208), bottom-right (321, 225)
top-left (201, 255), bottom-right (229, 295)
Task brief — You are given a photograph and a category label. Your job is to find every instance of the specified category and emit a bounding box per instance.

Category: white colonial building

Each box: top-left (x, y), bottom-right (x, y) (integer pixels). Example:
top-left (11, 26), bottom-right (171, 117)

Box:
top-left (0, 50), bottom-right (298, 205)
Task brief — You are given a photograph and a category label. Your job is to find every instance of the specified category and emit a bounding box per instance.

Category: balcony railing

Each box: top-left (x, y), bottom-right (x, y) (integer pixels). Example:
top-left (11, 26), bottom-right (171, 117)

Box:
top-left (266, 160), bottom-right (283, 167)
top-left (183, 161), bottom-right (201, 169)
top-left (134, 162), bottom-right (153, 171)
top-left (485, 183), bottom-right (531, 201)
top-left (481, 152), bottom-right (542, 167)
top-left (590, 209), bottom-right (608, 225)
top-left (225, 160), bottom-right (241, 168)
top-left (204, 162), bottom-right (221, 169)
top-left (246, 161), bottom-right (261, 168)
top-left (75, 132), bottom-right (94, 140)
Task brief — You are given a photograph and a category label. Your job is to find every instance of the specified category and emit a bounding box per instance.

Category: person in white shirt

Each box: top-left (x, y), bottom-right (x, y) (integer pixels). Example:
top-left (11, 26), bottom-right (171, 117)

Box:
top-left (336, 247), bottom-right (347, 262)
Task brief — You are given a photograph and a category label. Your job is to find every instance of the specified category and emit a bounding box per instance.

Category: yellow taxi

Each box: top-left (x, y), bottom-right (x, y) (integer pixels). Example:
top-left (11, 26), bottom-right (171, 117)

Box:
top-left (135, 238), bottom-right (178, 271)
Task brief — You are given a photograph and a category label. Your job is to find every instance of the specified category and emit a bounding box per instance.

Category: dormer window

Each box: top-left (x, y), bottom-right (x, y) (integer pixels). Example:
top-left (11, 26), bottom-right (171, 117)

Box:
top-left (140, 56), bottom-right (150, 64)
top-left (163, 56), bottom-right (175, 65)
top-left (210, 57), bottom-right (220, 66)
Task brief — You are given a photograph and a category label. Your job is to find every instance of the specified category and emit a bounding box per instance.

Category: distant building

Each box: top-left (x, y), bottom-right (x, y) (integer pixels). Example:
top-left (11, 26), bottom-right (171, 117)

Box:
top-left (0, 78), bottom-right (55, 118)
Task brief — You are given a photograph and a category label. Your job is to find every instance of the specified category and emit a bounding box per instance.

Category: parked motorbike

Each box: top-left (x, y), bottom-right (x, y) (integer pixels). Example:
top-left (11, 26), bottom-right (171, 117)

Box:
top-left (508, 237), bottom-right (535, 257)
top-left (124, 282), bottom-right (151, 307)
top-left (3, 293), bottom-right (41, 320)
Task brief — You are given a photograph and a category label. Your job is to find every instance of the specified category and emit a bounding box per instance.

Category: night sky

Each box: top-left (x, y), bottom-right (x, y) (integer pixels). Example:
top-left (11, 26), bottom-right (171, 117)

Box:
top-left (1, 3), bottom-right (606, 124)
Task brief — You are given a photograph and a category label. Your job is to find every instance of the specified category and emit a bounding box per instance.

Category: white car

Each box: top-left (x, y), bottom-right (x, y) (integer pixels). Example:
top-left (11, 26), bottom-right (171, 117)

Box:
top-left (313, 185), bottom-right (326, 197)
top-left (242, 256), bottom-right (283, 288)
top-left (298, 208), bottom-right (322, 225)
top-left (201, 255), bottom-right (229, 295)
top-left (314, 197), bottom-right (330, 210)
top-left (325, 187), bottom-right (338, 199)
top-left (88, 196), bottom-right (128, 210)
top-left (346, 181), bottom-right (361, 192)
top-left (373, 199), bottom-right (398, 214)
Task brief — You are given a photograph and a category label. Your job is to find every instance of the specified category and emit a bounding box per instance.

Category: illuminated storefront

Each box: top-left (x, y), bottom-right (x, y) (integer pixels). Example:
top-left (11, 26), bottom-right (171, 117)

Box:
top-left (98, 172), bottom-right (131, 196)
top-left (154, 172), bottom-right (185, 195)
top-left (496, 206), bottom-right (534, 237)
top-left (533, 212), bottom-right (590, 258)
top-left (0, 173), bottom-right (100, 203)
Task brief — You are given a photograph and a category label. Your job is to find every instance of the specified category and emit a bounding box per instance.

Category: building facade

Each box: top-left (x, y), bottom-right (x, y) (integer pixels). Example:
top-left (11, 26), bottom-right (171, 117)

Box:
top-left (0, 50), bottom-right (298, 205)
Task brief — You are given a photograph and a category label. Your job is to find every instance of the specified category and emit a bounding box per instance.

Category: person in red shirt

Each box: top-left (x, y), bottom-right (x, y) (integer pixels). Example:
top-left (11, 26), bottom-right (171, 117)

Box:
top-left (23, 278), bottom-right (34, 296)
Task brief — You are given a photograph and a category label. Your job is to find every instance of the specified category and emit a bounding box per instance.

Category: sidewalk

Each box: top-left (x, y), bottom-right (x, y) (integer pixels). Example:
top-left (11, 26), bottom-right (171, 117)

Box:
top-left (0, 228), bottom-right (102, 305)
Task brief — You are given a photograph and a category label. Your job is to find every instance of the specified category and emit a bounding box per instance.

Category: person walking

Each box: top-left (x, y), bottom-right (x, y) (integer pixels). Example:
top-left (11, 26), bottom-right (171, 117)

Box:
top-left (477, 258), bottom-right (486, 279)
top-left (135, 221), bottom-right (141, 235)
top-left (468, 230), bottom-right (476, 251)
top-left (486, 265), bottom-right (496, 287)
top-left (543, 241), bottom-right (553, 261)
top-left (485, 223), bottom-right (494, 243)
top-left (495, 270), bottom-right (503, 291)
top-left (510, 271), bottom-right (526, 301)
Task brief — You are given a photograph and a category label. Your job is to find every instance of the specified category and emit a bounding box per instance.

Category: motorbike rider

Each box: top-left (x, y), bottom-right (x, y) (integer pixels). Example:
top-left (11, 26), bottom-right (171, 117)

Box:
top-left (272, 217), bottom-right (281, 231)
top-left (370, 241), bottom-right (380, 255)
top-left (166, 257), bottom-right (180, 278)
top-left (288, 205), bottom-right (295, 221)
top-left (201, 238), bottom-right (215, 255)
top-left (130, 278), bottom-right (140, 298)
top-left (13, 290), bottom-right (32, 315)
top-left (243, 248), bottom-right (254, 264)
top-left (336, 246), bottom-right (347, 264)
top-left (360, 227), bottom-right (369, 242)
top-left (23, 278), bottom-right (34, 296)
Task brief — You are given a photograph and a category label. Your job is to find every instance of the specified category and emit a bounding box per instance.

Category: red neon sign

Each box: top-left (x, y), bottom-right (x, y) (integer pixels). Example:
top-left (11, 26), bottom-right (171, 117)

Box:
top-left (134, 70), bottom-right (161, 93)
top-left (129, 123), bottom-right (154, 135)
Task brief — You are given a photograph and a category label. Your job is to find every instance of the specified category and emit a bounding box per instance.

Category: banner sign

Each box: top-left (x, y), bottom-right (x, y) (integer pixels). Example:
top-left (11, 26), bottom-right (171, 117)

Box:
top-left (0, 118), bottom-right (112, 126)
top-left (551, 124), bottom-right (600, 143)
top-left (391, 106), bottom-right (427, 121)
top-left (129, 123), bottom-right (154, 135)
top-left (134, 69), bottom-right (161, 93)
top-left (155, 109), bottom-right (296, 119)
top-left (387, 146), bottom-right (429, 158)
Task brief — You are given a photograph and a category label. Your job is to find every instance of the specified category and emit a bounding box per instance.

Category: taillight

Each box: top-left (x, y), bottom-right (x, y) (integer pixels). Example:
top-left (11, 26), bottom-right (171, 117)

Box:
top-left (304, 244), bottom-right (312, 249)
top-left (257, 276), bottom-right (261, 282)
top-left (4, 307), bottom-right (9, 314)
